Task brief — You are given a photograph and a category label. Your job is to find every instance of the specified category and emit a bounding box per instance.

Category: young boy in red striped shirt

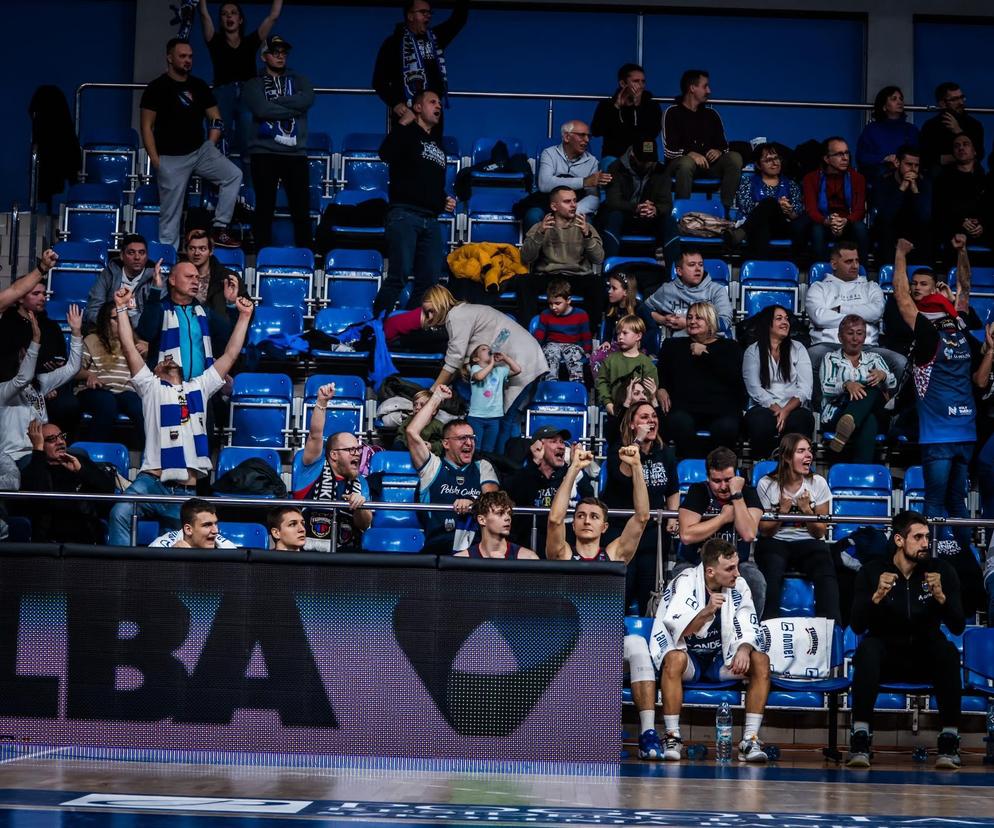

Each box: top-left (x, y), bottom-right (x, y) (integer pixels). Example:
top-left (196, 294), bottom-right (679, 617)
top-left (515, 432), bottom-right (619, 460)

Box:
top-left (533, 279), bottom-right (592, 383)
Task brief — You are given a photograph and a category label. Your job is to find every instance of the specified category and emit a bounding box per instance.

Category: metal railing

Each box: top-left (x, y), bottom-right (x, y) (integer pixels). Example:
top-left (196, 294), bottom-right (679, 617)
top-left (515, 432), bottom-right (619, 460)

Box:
top-left (2, 488), bottom-right (987, 551)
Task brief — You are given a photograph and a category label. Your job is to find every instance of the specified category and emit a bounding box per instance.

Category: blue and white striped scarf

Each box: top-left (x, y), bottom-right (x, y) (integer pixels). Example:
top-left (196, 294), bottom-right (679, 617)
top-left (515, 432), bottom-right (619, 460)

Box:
top-left (158, 377), bottom-right (211, 482)
top-left (160, 299), bottom-right (213, 380)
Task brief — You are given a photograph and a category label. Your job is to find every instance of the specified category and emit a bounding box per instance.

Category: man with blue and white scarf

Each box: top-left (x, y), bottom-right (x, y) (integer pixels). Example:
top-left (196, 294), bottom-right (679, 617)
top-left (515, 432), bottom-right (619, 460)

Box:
top-left (373, 0), bottom-right (469, 139)
top-left (107, 284), bottom-right (253, 546)
top-left (242, 35), bottom-right (315, 250)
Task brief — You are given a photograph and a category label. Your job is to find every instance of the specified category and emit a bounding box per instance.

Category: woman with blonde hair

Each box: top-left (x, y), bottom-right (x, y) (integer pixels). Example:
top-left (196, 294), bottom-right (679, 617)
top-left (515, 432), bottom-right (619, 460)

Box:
top-left (657, 300), bottom-right (744, 457)
top-left (421, 285), bottom-right (548, 453)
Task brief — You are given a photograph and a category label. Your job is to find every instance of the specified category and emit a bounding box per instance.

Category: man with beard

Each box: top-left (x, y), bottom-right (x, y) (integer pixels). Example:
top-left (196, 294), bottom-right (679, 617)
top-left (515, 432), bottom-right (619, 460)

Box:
top-left (83, 234), bottom-right (158, 327)
top-left (847, 510), bottom-right (965, 770)
top-left (294, 383), bottom-right (372, 553)
top-left (19, 421), bottom-right (116, 544)
top-left (455, 491), bottom-right (538, 559)
top-left (406, 383), bottom-right (499, 555)
top-left (920, 81), bottom-right (985, 171)
top-left (505, 426), bottom-right (594, 555)
top-left (140, 38), bottom-right (243, 249)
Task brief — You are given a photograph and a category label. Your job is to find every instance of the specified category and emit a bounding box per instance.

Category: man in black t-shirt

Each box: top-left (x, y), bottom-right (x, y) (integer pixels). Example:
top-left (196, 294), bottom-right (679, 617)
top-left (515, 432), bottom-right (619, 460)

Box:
top-left (371, 90), bottom-right (456, 316)
top-left (140, 38), bottom-right (243, 250)
top-left (676, 446), bottom-right (767, 616)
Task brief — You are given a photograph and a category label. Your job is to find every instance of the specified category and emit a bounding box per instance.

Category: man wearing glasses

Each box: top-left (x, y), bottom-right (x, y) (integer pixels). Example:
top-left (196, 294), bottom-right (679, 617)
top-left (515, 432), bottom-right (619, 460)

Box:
top-left (295, 383), bottom-right (372, 553)
top-left (920, 82), bottom-right (985, 172)
top-left (373, 0), bottom-right (469, 138)
top-left (802, 137), bottom-right (868, 261)
top-left (406, 384), bottom-right (499, 555)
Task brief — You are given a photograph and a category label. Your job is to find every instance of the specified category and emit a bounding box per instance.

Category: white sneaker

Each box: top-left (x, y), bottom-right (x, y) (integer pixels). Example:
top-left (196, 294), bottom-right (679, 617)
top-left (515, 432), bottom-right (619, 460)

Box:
top-left (738, 736), bottom-right (769, 763)
top-left (662, 731), bottom-right (683, 761)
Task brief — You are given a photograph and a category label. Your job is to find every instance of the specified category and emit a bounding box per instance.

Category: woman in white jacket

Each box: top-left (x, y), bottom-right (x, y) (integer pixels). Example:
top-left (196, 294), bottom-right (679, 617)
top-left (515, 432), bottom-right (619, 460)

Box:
top-left (420, 285), bottom-right (548, 454)
top-left (0, 305), bottom-right (83, 469)
top-left (742, 304), bottom-right (814, 459)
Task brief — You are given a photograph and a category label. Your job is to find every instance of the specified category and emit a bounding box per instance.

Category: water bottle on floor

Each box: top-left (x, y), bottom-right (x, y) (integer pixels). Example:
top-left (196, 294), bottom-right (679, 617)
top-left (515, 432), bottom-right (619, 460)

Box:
top-left (715, 701), bottom-right (733, 764)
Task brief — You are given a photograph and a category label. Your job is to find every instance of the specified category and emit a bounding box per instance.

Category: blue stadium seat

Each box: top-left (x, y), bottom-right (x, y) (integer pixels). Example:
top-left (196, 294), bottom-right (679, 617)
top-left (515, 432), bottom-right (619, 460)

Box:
top-left (147, 241), bottom-right (177, 276)
top-left (70, 441), bottom-right (130, 480)
top-left (470, 136), bottom-right (528, 186)
top-left (216, 445), bottom-right (282, 478)
top-left (779, 577), bottom-right (816, 616)
top-left (305, 131), bottom-right (334, 211)
top-left (671, 258), bottom-right (732, 285)
top-left (339, 132), bottom-right (388, 192)
top-left (255, 246), bottom-right (315, 311)
top-left (81, 127), bottom-right (138, 195)
top-left (361, 527), bottom-right (425, 554)
top-left (877, 263), bottom-right (932, 294)
top-left (218, 521), bottom-right (269, 549)
top-left (740, 260), bottom-right (800, 317)
top-left (227, 373), bottom-right (294, 450)
top-left (312, 307), bottom-right (373, 361)
top-left (246, 306), bottom-right (305, 359)
top-left (677, 458), bottom-right (706, 495)
top-left (324, 189), bottom-right (387, 240)
top-left (466, 188), bottom-right (527, 245)
top-left (60, 183), bottom-right (122, 247)
top-left (47, 241), bottom-right (108, 322)
top-left (132, 184), bottom-right (160, 242)
top-left (963, 628), bottom-right (994, 702)
top-left (948, 265), bottom-right (994, 297)
top-left (323, 248), bottom-right (382, 308)
top-left (902, 465), bottom-right (924, 512)
top-left (751, 460), bottom-right (777, 487)
top-left (136, 520), bottom-right (161, 546)
top-left (214, 247), bottom-right (246, 279)
top-left (671, 195), bottom-right (725, 247)
top-left (525, 380), bottom-right (588, 441)
top-left (300, 373), bottom-right (367, 441)
top-left (827, 463), bottom-right (891, 541)
top-left (368, 451), bottom-right (420, 529)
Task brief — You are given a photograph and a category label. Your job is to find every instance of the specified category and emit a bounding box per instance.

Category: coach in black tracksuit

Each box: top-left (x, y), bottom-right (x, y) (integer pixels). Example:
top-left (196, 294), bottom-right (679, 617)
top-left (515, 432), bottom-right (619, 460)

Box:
top-left (847, 509), bottom-right (965, 769)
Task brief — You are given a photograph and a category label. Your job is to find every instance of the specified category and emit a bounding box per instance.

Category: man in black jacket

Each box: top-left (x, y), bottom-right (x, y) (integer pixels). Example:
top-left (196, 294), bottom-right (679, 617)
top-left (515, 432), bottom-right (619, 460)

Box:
top-left (19, 421), bottom-right (117, 544)
top-left (847, 510), bottom-right (965, 770)
top-left (372, 0), bottom-right (469, 138)
top-left (371, 90), bottom-right (455, 316)
top-left (591, 63), bottom-right (663, 165)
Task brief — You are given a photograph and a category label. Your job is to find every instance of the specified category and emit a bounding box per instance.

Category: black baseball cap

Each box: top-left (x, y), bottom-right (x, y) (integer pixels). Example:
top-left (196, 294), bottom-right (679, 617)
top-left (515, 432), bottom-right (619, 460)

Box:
top-left (534, 426), bottom-right (571, 440)
top-left (631, 140), bottom-right (659, 164)
top-left (262, 35), bottom-right (292, 54)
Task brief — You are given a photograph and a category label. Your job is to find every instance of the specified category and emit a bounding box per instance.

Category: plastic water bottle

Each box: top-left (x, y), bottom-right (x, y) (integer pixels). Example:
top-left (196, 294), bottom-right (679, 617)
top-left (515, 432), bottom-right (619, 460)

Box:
top-left (492, 328), bottom-right (510, 354)
top-left (715, 702), bottom-right (733, 763)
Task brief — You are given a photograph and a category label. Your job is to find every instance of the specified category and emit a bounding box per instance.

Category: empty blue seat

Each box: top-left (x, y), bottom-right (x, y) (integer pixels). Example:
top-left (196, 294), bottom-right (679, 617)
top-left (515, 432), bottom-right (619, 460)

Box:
top-left (70, 441), bottom-right (130, 480)
top-left (47, 241), bottom-right (108, 321)
top-left (323, 248), bottom-right (382, 308)
top-left (467, 188), bottom-right (527, 245)
top-left (147, 241), bottom-right (177, 276)
top-left (827, 463), bottom-right (892, 541)
top-left (61, 183), bottom-right (122, 247)
top-left (902, 465), bottom-right (924, 512)
top-left (218, 521), bottom-right (269, 549)
top-left (751, 459), bottom-right (777, 487)
top-left (132, 184), bottom-right (160, 242)
top-left (368, 451), bottom-right (420, 530)
top-left (81, 128), bottom-right (138, 194)
top-left (361, 527), bottom-right (425, 554)
top-left (948, 265), bottom-right (994, 297)
top-left (740, 260), bottom-right (800, 316)
top-left (213, 246), bottom-right (246, 278)
top-left (677, 458), bottom-right (706, 494)
top-left (227, 373), bottom-right (294, 450)
top-left (963, 628), bottom-right (994, 701)
top-left (339, 133), bottom-right (388, 192)
top-left (255, 246), bottom-right (315, 310)
top-left (779, 577), bottom-right (816, 616)
top-left (525, 380), bottom-right (588, 441)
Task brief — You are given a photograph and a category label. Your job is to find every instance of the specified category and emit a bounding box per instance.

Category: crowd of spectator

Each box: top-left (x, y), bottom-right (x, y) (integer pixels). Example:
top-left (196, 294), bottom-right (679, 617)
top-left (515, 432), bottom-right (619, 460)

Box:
top-left (2, 0), bottom-right (992, 773)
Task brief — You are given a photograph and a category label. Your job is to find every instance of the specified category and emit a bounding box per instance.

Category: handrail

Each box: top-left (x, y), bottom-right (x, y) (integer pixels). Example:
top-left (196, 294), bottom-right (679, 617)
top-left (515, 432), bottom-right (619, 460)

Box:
top-left (1, 487), bottom-right (987, 528)
top-left (75, 80), bottom-right (994, 139)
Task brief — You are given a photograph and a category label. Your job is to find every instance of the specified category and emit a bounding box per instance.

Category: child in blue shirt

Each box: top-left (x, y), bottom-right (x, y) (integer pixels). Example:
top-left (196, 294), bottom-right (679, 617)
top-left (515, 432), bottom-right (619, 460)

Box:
top-left (467, 343), bottom-right (521, 452)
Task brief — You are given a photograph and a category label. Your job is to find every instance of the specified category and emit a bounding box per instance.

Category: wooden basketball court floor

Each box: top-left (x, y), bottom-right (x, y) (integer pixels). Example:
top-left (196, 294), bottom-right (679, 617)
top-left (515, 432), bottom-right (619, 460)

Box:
top-left (0, 746), bottom-right (990, 828)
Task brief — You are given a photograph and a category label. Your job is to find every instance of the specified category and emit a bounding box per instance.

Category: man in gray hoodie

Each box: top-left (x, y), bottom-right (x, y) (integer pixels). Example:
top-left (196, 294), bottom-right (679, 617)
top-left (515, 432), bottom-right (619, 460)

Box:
top-left (83, 234), bottom-right (158, 328)
top-left (242, 35), bottom-right (315, 250)
top-left (643, 247), bottom-right (733, 337)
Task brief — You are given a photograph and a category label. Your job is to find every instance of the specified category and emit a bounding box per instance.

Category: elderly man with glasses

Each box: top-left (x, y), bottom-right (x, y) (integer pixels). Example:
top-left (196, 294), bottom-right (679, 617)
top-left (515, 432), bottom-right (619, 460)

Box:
top-left (406, 384), bottom-right (499, 555)
top-left (294, 383), bottom-right (372, 553)
top-left (802, 136), bottom-right (868, 261)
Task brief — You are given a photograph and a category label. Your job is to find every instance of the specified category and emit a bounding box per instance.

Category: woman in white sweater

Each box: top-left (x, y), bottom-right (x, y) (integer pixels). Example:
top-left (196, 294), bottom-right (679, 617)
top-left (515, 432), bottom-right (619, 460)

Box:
top-left (742, 305), bottom-right (814, 460)
top-left (0, 305), bottom-right (83, 469)
top-left (421, 285), bottom-right (548, 454)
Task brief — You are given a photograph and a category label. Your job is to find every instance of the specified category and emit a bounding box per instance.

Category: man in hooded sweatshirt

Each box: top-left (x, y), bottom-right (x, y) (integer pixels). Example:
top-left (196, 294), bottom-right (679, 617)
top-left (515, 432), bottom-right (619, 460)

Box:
top-left (601, 140), bottom-right (677, 268)
top-left (643, 247), bottom-right (733, 337)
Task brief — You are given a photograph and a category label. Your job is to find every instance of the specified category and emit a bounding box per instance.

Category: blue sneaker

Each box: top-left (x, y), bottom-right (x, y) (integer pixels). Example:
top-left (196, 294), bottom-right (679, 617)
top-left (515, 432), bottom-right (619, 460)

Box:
top-left (638, 728), bottom-right (663, 760)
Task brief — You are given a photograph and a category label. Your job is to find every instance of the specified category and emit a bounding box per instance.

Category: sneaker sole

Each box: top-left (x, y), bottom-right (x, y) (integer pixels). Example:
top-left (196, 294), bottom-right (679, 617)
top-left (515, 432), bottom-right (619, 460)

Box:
top-left (661, 753), bottom-right (682, 761)
top-left (846, 755), bottom-right (871, 768)
top-left (935, 756), bottom-right (960, 770)
top-left (739, 753), bottom-right (768, 763)
top-left (829, 415), bottom-right (856, 453)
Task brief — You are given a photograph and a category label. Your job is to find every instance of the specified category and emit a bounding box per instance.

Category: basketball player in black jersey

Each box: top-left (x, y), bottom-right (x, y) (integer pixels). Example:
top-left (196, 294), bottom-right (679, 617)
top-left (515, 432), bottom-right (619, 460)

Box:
top-left (455, 490), bottom-right (539, 559)
top-left (546, 444), bottom-right (649, 562)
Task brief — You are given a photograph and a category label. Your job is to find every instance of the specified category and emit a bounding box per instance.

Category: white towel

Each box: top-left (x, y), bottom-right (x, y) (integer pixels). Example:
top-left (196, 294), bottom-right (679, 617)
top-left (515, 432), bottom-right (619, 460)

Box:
top-left (758, 617), bottom-right (835, 678)
top-left (649, 563), bottom-right (760, 671)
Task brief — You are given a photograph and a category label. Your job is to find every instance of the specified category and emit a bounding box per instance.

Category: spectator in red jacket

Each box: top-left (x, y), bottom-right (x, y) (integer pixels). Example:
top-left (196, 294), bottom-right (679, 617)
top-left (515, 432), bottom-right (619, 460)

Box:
top-left (802, 137), bottom-right (868, 262)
